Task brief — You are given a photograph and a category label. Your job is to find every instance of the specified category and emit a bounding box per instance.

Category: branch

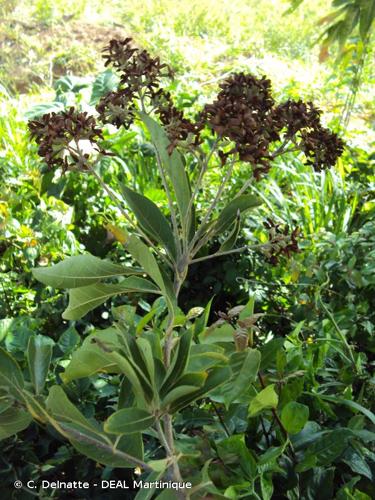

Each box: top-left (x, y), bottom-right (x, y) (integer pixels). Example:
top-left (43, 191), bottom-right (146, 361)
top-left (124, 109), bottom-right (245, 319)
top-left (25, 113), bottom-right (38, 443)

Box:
top-left (189, 243), bottom-right (268, 264)
top-left (189, 158), bottom-right (237, 256)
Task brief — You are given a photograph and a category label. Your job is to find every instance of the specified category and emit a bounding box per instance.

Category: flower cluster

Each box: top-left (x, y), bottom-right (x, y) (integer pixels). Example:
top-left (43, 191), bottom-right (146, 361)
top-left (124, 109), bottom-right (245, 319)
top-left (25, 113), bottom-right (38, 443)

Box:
top-left (28, 108), bottom-right (104, 172)
top-left (202, 73), bottom-right (279, 178)
top-left (300, 126), bottom-right (345, 170)
top-left (97, 38), bottom-right (173, 128)
top-left (262, 218), bottom-right (300, 265)
top-left (28, 37), bottom-right (344, 177)
top-left (200, 73), bottom-right (344, 177)
top-left (155, 91), bottom-right (202, 154)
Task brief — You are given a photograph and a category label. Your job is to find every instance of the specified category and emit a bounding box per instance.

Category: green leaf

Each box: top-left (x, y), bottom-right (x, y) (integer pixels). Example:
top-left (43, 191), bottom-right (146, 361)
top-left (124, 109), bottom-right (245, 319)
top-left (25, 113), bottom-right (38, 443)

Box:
top-left (308, 393), bottom-right (375, 426)
top-left (199, 323), bottom-right (234, 344)
top-left (0, 347), bottom-right (24, 400)
top-left (305, 429), bottom-right (353, 466)
top-left (140, 113), bottom-right (193, 237)
top-left (125, 234), bottom-right (177, 313)
top-left (0, 407), bottom-right (32, 440)
top-left (217, 435), bottom-right (257, 480)
top-left (62, 328), bottom-right (122, 383)
top-left (90, 69), bottom-right (120, 105)
top-left (104, 408), bottom-right (155, 435)
top-left (169, 365), bottom-right (232, 413)
top-left (359, 0), bottom-right (375, 40)
top-left (122, 185), bottom-right (177, 260)
top-left (33, 254), bottom-right (141, 288)
top-left (27, 335), bottom-right (54, 395)
top-left (213, 195), bottom-right (261, 234)
top-left (62, 277), bottom-right (161, 320)
top-left (160, 331), bottom-right (193, 396)
top-left (249, 384), bottom-right (278, 417)
top-left (225, 349), bottom-right (261, 406)
top-left (219, 212), bottom-right (241, 251)
top-left (0, 318), bottom-right (13, 342)
top-left (259, 338), bottom-right (285, 370)
top-left (58, 326), bottom-right (80, 354)
top-left (281, 401), bottom-right (309, 434)
top-left (187, 344), bottom-right (228, 372)
top-left (46, 386), bottom-right (144, 468)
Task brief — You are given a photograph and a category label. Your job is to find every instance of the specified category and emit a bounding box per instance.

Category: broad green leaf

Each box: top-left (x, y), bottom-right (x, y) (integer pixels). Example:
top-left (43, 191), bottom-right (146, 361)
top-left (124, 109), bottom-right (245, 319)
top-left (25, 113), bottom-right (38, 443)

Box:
top-left (199, 323), bottom-right (235, 344)
top-left (0, 318), bottom-right (13, 342)
top-left (193, 296), bottom-right (214, 337)
top-left (140, 113), bottom-right (193, 236)
top-left (62, 277), bottom-right (161, 320)
top-left (134, 469), bottom-right (167, 500)
top-left (125, 234), bottom-right (177, 313)
top-left (187, 344), bottom-right (228, 372)
top-left (160, 331), bottom-right (193, 396)
top-left (122, 185), bottom-right (177, 260)
top-left (33, 254), bottom-right (141, 288)
top-left (104, 408), bottom-right (155, 435)
top-left (0, 407), bottom-right (32, 440)
top-left (0, 347), bottom-right (24, 400)
top-left (62, 327), bottom-right (122, 383)
top-left (90, 69), bottom-right (119, 105)
top-left (225, 349), bottom-right (261, 406)
top-left (281, 401), bottom-right (309, 434)
top-left (213, 195), bottom-right (261, 234)
top-left (304, 429), bottom-right (353, 466)
top-left (58, 326), bottom-right (80, 354)
top-left (217, 435), bottom-right (257, 480)
top-left (46, 386), bottom-right (144, 468)
top-left (161, 372), bottom-right (207, 408)
top-left (249, 384), bottom-right (278, 417)
top-left (27, 335), bottom-right (54, 394)
top-left (259, 338), bottom-right (285, 370)
top-left (307, 393), bottom-right (375, 426)
top-left (169, 365), bottom-right (232, 413)
top-left (219, 212), bottom-right (241, 251)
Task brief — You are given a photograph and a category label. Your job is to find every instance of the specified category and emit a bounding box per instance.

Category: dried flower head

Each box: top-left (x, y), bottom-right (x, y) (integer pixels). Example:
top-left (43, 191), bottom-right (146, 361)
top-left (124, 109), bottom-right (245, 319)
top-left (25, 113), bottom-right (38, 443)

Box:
top-left (155, 91), bottom-right (203, 154)
top-left (300, 126), bottom-right (345, 170)
top-left (96, 89), bottom-right (136, 128)
top-left (97, 38), bottom-right (174, 131)
top-left (263, 218), bottom-right (300, 265)
top-left (273, 100), bottom-right (321, 137)
top-left (200, 73), bottom-right (344, 178)
top-left (28, 107), bottom-right (104, 172)
top-left (201, 73), bottom-right (281, 177)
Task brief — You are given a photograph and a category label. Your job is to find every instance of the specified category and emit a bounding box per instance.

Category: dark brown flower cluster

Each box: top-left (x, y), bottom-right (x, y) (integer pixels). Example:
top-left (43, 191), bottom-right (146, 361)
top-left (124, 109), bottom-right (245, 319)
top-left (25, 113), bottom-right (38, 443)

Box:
top-left (155, 91), bottom-right (203, 154)
top-left (300, 126), bottom-right (345, 171)
top-left (202, 73), bottom-right (279, 178)
top-left (200, 73), bottom-right (344, 177)
top-left (273, 100), bottom-right (321, 137)
top-left (263, 218), bottom-right (300, 265)
top-left (97, 38), bottom-right (173, 128)
top-left (28, 38), bottom-right (344, 177)
top-left (28, 108), bottom-right (104, 172)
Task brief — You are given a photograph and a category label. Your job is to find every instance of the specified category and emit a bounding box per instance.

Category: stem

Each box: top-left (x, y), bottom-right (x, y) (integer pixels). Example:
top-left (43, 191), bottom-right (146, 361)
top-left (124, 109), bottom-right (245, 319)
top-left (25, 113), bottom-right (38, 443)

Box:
top-left (156, 417), bottom-right (186, 498)
top-left (58, 423), bottom-right (153, 471)
top-left (258, 373), bottom-right (297, 462)
top-left (189, 243), bottom-right (269, 264)
top-left (188, 158), bottom-right (237, 256)
top-left (163, 275), bottom-right (183, 367)
top-left (183, 140), bottom-right (219, 249)
top-left (211, 402), bottom-right (230, 437)
top-left (318, 294), bottom-right (357, 371)
top-left (153, 146), bottom-right (182, 260)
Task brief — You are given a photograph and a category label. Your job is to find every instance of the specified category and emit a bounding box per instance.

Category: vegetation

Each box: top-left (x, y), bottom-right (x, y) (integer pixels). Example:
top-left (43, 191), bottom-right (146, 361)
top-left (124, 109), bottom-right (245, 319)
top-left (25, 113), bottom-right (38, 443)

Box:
top-left (0, 1), bottom-right (374, 499)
